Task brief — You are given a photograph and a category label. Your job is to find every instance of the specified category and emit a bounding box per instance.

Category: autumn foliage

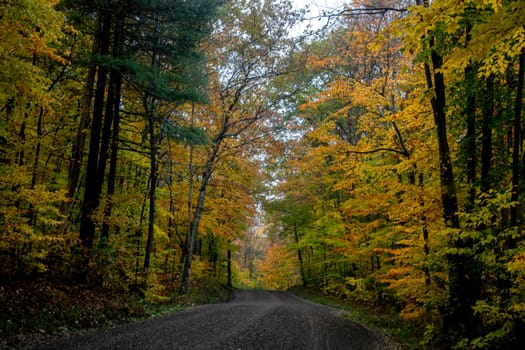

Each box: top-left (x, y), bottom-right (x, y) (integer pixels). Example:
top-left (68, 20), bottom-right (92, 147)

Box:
top-left (0, 0), bottom-right (298, 297)
top-left (1, 0), bottom-right (525, 349)
top-left (265, 0), bottom-right (525, 348)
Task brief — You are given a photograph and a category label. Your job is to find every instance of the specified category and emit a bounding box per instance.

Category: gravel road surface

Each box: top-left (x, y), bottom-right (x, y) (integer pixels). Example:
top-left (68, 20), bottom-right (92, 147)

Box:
top-left (38, 290), bottom-right (400, 350)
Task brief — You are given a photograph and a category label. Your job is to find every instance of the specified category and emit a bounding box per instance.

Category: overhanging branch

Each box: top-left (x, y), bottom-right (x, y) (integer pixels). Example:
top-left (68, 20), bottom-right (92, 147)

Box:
top-left (347, 147), bottom-right (409, 157)
top-left (305, 6), bottom-right (408, 22)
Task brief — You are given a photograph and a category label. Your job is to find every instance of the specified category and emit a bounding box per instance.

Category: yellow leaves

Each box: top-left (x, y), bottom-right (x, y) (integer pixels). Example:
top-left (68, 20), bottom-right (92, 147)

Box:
top-left (506, 252), bottom-right (525, 274)
top-left (474, 12), bottom-right (525, 78)
top-left (0, 0), bottom-right (70, 122)
top-left (405, 0), bottom-right (525, 80)
top-left (256, 243), bottom-right (298, 290)
top-left (506, 248), bottom-right (525, 300)
top-left (153, 225), bottom-right (170, 247)
top-left (508, 303), bottom-right (525, 314)
top-left (400, 304), bottom-right (425, 320)
top-left (1, 0), bottom-right (66, 61)
top-left (21, 185), bottom-right (66, 207)
top-left (479, 0), bottom-right (504, 12)
top-left (345, 276), bottom-right (365, 291)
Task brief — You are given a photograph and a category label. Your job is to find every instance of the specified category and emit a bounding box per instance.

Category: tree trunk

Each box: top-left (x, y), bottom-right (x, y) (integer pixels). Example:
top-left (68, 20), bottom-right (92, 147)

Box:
top-left (428, 46), bottom-right (459, 228)
top-left (180, 124), bottom-right (195, 291)
top-left (28, 108), bottom-right (45, 227)
top-left (510, 48), bottom-right (524, 232)
top-left (100, 76), bottom-right (121, 241)
top-left (143, 104), bottom-right (157, 275)
top-left (31, 108), bottom-right (44, 189)
top-left (463, 19), bottom-right (477, 210)
top-left (418, 0), bottom-right (480, 340)
top-left (419, 173), bottom-right (430, 287)
top-left (431, 41), bottom-right (481, 342)
top-left (181, 142), bottom-right (219, 293)
top-left (142, 24), bottom-right (160, 275)
top-left (180, 103), bottom-right (228, 293)
top-left (464, 68), bottom-right (476, 209)
top-left (227, 248), bottom-right (232, 288)
top-left (65, 10), bottom-right (100, 205)
top-left (17, 114), bottom-right (27, 166)
top-left (480, 77), bottom-right (494, 193)
top-left (77, 12), bottom-right (112, 283)
top-left (101, 21), bottom-right (123, 243)
top-left (293, 223), bottom-right (307, 287)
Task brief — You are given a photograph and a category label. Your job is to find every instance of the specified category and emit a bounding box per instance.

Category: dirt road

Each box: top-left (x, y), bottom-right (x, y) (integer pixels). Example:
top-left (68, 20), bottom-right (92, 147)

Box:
top-left (39, 290), bottom-right (400, 350)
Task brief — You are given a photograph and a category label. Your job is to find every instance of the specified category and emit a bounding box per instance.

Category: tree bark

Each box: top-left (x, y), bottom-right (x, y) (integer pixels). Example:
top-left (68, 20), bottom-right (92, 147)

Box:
top-left (30, 108), bottom-right (44, 190)
top-left (66, 10), bottom-right (100, 203)
top-left (181, 143), bottom-right (219, 293)
top-left (143, 107), bottom-right (157, 275)
top-left (77, 12), bottom-right (112, 283)
top-left (17, 114), bottom-right (27, 166)
top-left (464, 21), bottom-right (476, 210)
top-left (417, 0), bottom-right (480, 340)
top-left (510, 48), bottom-right (524, 231)
top-left (181, 102), bottom-right (231, 293)
top-left (101, 21), bottom-right (123, 243)
top-left (428, 45), bottom-right (459, 228)
top-left (480, 77), bottom-right (494, 193)
top-left (419, 173), bottom-right (430, 287)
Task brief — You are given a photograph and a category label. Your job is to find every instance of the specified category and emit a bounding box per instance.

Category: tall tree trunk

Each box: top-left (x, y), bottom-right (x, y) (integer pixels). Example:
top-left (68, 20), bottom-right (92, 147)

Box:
top-left (464, 73), bottom-right (476, 209)
top-left (101, 21), bottom-right (123, 243)
top-left (179, 140), bottom-right (194, 267)
top-left (95, 58), bottom-right (118, 196)
top-left (165, 140), bottom-right (178, 281)
top-left (431, 41), bottom-right (481, 343)
top-left (181, 142), bottom-right (220, 293)
top-left (417, 0), bottom-right (480, 341)
top-left (77, 12), bottom-right (112, 283)
top-left (143, 102), bottom-right (157, 275)
top-left (464, 20), bottom-right (477, 211)
top-left (510, 48), bottom-right (524, 232)
top-left (65, 10), bottom-right (101, 205)
top-left (480, 77), bottom-right (494, 193)
top-left (427, 45), bottom-right (459, 228)
top-left (142, 23), bottom-right (160, 274)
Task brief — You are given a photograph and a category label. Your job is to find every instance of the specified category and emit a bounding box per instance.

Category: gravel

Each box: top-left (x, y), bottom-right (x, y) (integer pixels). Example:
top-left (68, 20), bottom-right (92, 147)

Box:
top-left (35, 290), bottom-right (401, 350)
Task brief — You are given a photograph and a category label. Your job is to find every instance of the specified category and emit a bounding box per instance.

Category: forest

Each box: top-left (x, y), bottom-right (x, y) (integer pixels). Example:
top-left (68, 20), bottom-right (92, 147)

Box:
top-left (1, 0), bottom-right (524, 349)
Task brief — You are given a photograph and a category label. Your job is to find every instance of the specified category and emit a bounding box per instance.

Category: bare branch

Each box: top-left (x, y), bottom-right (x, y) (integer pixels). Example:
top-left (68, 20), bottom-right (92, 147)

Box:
top-left (347, 147), bottom-right (409, 156)
top-left (305, 6), bottom-right (407, 22)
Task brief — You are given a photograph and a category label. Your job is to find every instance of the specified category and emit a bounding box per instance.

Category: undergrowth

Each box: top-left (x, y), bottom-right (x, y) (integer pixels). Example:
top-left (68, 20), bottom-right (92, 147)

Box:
top-left (0, 278), bottom-right (232, 349)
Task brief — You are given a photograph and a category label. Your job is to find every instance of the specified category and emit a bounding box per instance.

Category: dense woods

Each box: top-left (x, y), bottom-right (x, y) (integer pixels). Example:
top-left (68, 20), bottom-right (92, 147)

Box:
top-left (1, 0), bottom-right (524, 349)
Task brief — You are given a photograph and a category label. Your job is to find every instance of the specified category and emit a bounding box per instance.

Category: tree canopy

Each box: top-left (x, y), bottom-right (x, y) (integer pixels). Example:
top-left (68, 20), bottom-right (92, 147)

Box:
top-left (1, 0), bottom-right (524, 348)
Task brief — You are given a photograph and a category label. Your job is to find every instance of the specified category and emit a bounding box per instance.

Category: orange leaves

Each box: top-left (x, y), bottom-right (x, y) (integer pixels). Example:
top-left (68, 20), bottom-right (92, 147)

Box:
top-left (256, 243), bottom-right (298, 290)
top-left (1, 0), bottom-right (67, 62)
top-left (266, 1), bottom-right (464, 323)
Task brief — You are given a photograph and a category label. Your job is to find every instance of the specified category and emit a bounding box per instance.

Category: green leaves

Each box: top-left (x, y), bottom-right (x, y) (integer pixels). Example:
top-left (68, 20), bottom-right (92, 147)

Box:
top-left (161, 123), bottom-right (209, 145)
